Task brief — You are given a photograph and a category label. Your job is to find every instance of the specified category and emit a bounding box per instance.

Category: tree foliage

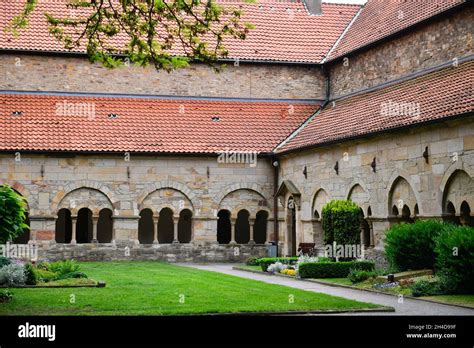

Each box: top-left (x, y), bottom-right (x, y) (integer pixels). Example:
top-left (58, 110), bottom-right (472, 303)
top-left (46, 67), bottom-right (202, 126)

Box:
top-left (0, 184), bottom-right (29, 244)
top-left (7, 0), bottom-right (255, 71)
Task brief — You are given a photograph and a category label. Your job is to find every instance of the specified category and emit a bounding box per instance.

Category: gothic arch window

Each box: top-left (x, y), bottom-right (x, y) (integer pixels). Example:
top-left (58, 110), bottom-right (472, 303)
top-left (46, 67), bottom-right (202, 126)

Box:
top-left (217, 210), bottom-right (231, 244)
top-left (460, 201), bottom-right (473, 227)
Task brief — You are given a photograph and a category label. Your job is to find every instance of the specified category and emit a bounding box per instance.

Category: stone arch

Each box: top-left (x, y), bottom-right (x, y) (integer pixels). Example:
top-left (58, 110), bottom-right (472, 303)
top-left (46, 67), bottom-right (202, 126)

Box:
top-left (52, 180), bottom-right (117, 213)
top-left (214, 183), bottom-right (268, 209)
top-left (138, 208), bottom-right (154, 244)
top-left (311, 188), bottom-right (330, 247)
top-left (140, 188), bottom-right (191, 216)
top-left (178, 209), bottom-right (193, 243)
top-left (138, 181), bottom-right (198, 211)
top-left (57, 187), bottom-right (113, 215)
top-left (158, 207), bottom-right (175, 244)
top-left (441, 169), bottom-right (474, 215)
top-left (219, 188), bottom-right (267, 219)
top-left (387, 175), bottom-right (420, 217)
top-left (347, 183), bottom-right (370, 212)
top-left (3, 181), bottom-right (33, 211)
top-left (311, 188), bottom-right (330, 218)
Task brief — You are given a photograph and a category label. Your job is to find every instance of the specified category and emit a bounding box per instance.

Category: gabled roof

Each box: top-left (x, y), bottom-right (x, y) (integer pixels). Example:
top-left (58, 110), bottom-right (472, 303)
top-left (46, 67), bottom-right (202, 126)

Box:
top-left (0, 0), bottom-right (360, 64)
top-left (325, 0), bottom-right (466, 62)
top-left (276, 59), bottom-right (474, 153)
top-left (0, 92), bottom-right (320, 154)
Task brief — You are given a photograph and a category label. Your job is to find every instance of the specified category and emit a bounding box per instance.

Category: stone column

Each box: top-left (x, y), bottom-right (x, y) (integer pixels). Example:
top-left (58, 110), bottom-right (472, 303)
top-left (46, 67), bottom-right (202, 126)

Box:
top-left (71, 215), bottom-right (77, 245)
top-left (153, 216), bottom-right (159, 244)
top-left (249, 218), bottom-right (255, 244)
top-left (92, 216), bottom-right (99, 243)
top-left (173, 216), bottom-right (179, 244)
top-left (230, 218), bottom-right (236, 244)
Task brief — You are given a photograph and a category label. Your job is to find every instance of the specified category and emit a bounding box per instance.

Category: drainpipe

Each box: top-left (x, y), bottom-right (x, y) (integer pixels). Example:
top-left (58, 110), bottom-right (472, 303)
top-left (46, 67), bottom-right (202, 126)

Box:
top-left (271, 156), bottom-right (279, 256)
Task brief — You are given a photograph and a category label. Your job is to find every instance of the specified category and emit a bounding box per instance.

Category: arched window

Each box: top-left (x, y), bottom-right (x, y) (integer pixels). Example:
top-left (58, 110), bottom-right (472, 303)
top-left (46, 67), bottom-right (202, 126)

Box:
top-left (76, 208), bottom-right (93, 243)
top-left (97, 208), bottom-right (113, 243)
top-left (158, 208), bottom-right (174, 244)
top-left (359, 208), bottom-right (371, 247)
top-left (138, 209), bottom-right (154, 244)
top-left (56, 208), bottom-right (72, 243)
top-left (392, 205), bottom-right (399, 217)
top-left (460, 201), bottom-right (473, 227)
top-left (178, 209), bottom-right (192, 243)
top-left (254, 211), bottom-right (268, 244)
top-left (235, 210), bottom-right (250, 244)
top-left (217, 210), bottom-right (231, 244)
top-left (401, 205), bottom-right (413, 223)
top-left (13, 211), bottom-right (30, 244)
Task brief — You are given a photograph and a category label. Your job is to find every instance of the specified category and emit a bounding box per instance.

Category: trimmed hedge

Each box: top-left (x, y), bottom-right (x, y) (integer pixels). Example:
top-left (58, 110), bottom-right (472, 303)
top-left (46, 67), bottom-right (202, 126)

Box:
top-left (384, 220), bottom-right (446, 272)
top-left (322, 200), bottom-right (361, 246)
top-left (259, 257), bottom-right (298, 272)
top-left (299, 261), bottom-right (375, 278)
top-left (435, 225), bottom-right (474, 294)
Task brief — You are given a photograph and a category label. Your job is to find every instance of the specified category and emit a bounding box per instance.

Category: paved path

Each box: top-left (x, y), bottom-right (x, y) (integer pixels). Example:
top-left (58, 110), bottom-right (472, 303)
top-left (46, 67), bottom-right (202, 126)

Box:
top-left (178, 263), bottom-right (474, 315)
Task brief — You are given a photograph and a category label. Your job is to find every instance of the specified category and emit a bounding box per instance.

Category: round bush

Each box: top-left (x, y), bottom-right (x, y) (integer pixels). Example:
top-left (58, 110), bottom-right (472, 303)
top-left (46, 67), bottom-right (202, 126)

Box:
top-left (384, 220), bottom-right (446, 272)
top-left (435, 225), bottom-right (474, 294)
top-left (322, 200), bottom-right (361, 246)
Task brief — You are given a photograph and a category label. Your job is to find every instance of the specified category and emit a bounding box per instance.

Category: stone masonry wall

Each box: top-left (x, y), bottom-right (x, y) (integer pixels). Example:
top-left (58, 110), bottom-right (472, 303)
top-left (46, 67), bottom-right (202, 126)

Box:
top-left (329, 7), bottom-right (474, 99)
top-left (0, 54), bottom-right (325, 100)
top-left (0, 154), bottom-right (276, 251)
top-left (277, 117), bottom-right (474, 262)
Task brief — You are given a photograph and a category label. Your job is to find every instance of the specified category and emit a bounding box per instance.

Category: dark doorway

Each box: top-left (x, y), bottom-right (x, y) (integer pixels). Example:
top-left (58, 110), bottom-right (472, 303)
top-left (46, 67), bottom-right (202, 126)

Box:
top-left (138, 209), bottom-right (154, 244)
top-left (217, 210), bottom-right (231, 244)
top-left (13, 212), bottom-right (30, 244)
top-left (235, 210), bottom-right (250, 244)
top-left (56, 208), bottom-right (72, 243)
top-left (288, 198), bottom-right (297, 256)
top-left (158, 208), bottom-right (174, 243)
top-left (97, 208), bottom-right (113, 243)
top-left (178, 209), bottom-right (192, 243)
top-left (254, 210), bottom-right (268, 244)
top-left (76, 208), bottom-right (93, 243)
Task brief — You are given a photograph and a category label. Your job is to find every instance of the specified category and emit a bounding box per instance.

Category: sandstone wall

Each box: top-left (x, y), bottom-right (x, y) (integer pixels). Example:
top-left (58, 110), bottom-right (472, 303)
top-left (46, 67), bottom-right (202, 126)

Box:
top-left (0, 54), bottom-right (325, 100)
top-left (329, 7), bottom-right (474, 99)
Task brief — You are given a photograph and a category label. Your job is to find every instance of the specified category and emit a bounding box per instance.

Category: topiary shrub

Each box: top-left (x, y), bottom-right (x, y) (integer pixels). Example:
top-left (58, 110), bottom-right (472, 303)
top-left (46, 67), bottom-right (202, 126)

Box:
top-left (0, 184), bottom-right (29, 244)
top-left (384, 220), bottom-right (446, 272)
top-left (348, 268), bottom-right (377, 283)
top-left (435, 225), bottom-right (474, 294)
top-left (298, 261), bottom-right (374, 278)
top-left (322, 200), bottom-right (361, 246)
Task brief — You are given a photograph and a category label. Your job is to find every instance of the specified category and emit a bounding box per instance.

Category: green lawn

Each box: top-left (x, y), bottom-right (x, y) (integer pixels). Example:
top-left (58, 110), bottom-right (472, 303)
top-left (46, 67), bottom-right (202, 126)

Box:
top-left (421, 295), bottom-right (474, 308)
top-left (0, 261), bottom-right (382, 315)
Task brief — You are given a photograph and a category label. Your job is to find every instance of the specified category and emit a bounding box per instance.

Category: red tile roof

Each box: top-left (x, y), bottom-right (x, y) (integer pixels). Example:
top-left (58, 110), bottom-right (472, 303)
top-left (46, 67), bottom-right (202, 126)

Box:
top-left (326, 0), bottom-right (466, 62)
top-left (0, 0), bottom-right (360, 63)
top-left (276, 60), bottom-right (474, 153)
top-left (0, 93), bottom-right (320, 154)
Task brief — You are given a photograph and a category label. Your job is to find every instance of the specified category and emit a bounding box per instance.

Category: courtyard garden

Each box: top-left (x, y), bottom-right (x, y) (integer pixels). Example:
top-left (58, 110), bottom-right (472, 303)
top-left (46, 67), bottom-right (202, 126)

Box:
top-left (0, 261), bottom-right (385, 315)
top-left (238, 214), bottom-right (474, 309)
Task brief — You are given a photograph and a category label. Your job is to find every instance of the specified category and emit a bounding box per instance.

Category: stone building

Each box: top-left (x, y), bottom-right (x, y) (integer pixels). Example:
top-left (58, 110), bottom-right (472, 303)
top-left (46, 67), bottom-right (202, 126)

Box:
top-left (0, 0), bottom-right (473, 263)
